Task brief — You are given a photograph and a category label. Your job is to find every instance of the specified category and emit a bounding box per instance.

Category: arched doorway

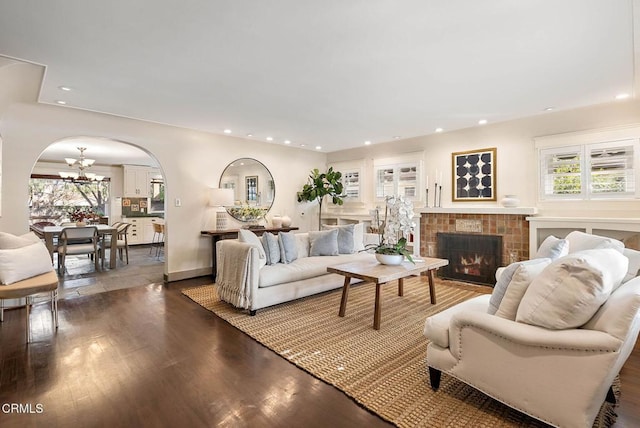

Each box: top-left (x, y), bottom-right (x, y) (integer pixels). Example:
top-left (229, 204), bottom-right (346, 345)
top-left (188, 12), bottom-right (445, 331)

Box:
top-left (29, 137), bottom-right (167, 295)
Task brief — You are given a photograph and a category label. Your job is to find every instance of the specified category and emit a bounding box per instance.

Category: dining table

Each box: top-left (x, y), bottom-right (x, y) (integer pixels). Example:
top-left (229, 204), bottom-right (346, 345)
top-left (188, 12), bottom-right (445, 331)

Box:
top-left (31, 224), bottom-right (119, 269)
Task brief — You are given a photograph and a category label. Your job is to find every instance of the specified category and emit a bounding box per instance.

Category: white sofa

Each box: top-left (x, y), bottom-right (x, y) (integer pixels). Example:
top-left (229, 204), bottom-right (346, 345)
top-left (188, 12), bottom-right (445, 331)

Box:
top-left (423, 232), bottom-right (640, 428)
top-left (216, 229), bottom-right (377, 314)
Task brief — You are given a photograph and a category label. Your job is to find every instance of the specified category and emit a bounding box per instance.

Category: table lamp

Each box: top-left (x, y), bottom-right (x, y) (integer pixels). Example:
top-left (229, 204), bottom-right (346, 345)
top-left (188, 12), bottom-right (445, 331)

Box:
top-left (209, 188), bottom-right (234, 230)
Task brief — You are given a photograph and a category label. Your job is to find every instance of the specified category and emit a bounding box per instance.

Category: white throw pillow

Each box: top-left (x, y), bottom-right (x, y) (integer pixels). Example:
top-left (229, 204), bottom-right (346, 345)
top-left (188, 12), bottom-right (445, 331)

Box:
top-left (0, 242), bottom-right (54, 285)
top-left (516, 249), bottom-right (628, 329)
top-left (238, 229), bottom-right (266, 259)
top-left (565, 231), bottom-right (624, 254)
top-left (487, 258), bottom-right (551, 315)
top-left (495, 259), bottom-right (551, 320)
top-left (535, 235), bottom-right (569, 260)
top-left (0, 231), bottom-right (41, 249)
top-left (237, 229), bottom-right (267, 269)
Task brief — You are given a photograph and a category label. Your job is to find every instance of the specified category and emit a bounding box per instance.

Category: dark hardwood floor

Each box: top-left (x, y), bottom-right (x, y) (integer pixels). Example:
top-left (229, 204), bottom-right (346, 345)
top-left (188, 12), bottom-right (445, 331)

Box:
top-left (0, 248), bottom-right (639, 427)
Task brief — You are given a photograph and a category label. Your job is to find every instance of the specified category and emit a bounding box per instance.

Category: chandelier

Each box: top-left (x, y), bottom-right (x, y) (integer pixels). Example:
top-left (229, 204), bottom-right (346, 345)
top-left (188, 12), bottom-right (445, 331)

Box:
top-left (58, 147), bottom-right (104, 181)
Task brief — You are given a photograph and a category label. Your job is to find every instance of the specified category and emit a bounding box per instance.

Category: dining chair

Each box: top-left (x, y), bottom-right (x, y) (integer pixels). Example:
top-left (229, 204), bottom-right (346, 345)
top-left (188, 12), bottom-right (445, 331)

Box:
top-left (102, 222), bottom-right (131, 265)
top-left (58, 226), bottom-right (101, 272)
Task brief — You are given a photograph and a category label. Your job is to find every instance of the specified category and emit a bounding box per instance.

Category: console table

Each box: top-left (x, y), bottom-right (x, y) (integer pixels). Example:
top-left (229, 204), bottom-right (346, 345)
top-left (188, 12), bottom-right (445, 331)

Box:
top-left (200, 226), bottom-right (299, 281)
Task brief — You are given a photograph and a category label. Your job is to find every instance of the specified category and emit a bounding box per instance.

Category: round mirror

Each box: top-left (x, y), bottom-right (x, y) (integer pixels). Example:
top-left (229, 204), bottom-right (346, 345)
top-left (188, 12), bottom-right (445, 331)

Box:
top-left (219, 158), bottom-right (275, 223)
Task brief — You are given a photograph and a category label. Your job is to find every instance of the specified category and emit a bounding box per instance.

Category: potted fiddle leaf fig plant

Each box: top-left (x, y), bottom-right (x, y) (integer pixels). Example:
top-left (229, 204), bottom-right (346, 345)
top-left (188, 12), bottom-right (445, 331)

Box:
top-left (297, 167), bottom-right (346, 230)
top-left (366, 195), bottom-right (416, 265)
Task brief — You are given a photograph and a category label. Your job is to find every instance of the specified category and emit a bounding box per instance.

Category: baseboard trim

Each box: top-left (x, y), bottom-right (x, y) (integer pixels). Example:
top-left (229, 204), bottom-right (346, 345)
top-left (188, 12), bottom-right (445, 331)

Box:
top-left (165, 267), bottom-right (212, 283)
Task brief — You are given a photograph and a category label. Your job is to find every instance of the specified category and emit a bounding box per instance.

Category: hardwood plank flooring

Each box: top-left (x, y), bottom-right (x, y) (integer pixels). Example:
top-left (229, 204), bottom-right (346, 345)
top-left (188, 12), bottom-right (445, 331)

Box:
top-left (0, 249), bottom-right (639, 427)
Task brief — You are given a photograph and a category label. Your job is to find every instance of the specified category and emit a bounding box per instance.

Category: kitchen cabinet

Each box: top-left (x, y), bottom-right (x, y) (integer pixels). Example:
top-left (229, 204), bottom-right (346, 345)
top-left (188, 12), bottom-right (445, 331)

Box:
top-left (123, 165), bottom-right (151, 197)
top-left (126, 217), bottom-right (163, 245)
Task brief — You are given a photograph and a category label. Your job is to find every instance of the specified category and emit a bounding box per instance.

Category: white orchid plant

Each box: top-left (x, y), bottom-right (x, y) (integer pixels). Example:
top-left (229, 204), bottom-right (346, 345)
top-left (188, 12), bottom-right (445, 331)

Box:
top-left (367, 195), bottom-right (416, 263)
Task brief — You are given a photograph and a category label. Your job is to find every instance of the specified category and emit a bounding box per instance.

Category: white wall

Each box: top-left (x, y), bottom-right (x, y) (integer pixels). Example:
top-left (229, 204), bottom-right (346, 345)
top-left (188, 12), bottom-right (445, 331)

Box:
top-left (328, 100), bottom-right (640, 218)
top-left (0, 102), bottom-right (324, 280)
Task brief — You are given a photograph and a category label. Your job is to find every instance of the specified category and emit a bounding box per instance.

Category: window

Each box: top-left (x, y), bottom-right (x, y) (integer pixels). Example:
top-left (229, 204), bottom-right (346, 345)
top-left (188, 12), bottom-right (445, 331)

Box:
top-left (29, 175), bottom-right (110, 223)
top-left (540, 139), bottom-right (638, 200)
top-left (342, 170), bottom-right (360, 200)
top-left (375, 163), bottom-right (418, 200)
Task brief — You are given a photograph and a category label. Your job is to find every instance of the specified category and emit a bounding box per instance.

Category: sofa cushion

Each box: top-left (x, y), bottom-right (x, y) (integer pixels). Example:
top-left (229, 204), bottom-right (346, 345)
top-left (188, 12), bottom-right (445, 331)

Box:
top-left (295, 233), bottom-right (310, 258)
top-left (322, 223), bottom-right (355, 254)
top-left (238, 229), bottom-right (267, 269)
top-left (0, 242), bottom-right (54, 285)
top-left (488, 258), bottom-right (551, 315)
top-left (516, 249), bottom-right (628, 329)
top-left (495, 260), bottom-right (551, 320)
top-left (309, 229), bottom-right (339, 256)
top-left (278, 231), bottom-right (298, 264)
top-left (565, 231), bottom-right (624, 254)
top-left (323, 223), bottom-right (364, 252)
top-left (0, 231), bottom-right (41, 249)
top-left (534, 235), bottom-right (569, 260)
top-left (261, 232), bottom-right (281, 265)
top-left (259, 252), bottom-right (372, 288)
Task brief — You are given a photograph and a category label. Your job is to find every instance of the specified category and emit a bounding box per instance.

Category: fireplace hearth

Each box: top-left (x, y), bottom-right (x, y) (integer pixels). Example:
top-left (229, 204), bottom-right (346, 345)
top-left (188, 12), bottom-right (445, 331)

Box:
top-left (437, 233), bottom-right (502, 286)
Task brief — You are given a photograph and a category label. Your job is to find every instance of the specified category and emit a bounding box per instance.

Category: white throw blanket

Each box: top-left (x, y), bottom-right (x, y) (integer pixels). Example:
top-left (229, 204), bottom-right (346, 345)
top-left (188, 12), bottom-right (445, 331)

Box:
top-left (216, 241), bottom-right (255, 309)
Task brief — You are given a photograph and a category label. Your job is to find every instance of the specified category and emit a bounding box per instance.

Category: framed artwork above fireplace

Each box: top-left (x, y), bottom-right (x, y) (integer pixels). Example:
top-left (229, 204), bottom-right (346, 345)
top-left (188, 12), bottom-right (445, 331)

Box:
top-left (452, 147), bottom-right (496, 201)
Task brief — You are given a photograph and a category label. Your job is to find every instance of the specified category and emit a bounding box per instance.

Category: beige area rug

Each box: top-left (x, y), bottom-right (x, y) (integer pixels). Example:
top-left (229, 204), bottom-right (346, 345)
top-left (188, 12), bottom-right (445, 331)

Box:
top-left (182, 278), bottom-right (617, 427)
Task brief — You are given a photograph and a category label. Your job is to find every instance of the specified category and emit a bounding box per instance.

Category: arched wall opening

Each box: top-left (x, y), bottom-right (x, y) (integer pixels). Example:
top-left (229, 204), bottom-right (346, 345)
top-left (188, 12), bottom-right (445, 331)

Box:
top-left (29, 136), bottom-right (168, 275)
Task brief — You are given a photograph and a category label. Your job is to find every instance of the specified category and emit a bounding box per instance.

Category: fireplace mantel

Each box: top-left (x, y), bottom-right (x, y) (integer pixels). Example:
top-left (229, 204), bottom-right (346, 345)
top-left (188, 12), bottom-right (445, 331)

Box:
top-left (419, 207), bottom-right (537, 215)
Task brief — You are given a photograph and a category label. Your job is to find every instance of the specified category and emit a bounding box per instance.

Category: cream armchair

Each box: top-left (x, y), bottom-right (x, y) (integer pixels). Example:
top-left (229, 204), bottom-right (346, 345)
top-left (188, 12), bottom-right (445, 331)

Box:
top-left (424, 270), bottom-right (640, 428)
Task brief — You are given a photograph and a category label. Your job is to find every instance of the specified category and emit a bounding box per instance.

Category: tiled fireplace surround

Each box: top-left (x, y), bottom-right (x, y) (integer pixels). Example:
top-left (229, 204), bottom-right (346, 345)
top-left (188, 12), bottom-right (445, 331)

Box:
top-left (420, 212), bottom-right (530, 268)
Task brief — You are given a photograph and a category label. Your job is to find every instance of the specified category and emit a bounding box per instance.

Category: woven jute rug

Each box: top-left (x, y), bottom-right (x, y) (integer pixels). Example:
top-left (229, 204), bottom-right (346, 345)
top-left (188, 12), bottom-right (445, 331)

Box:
top-left (182, 278), bottom-right (618, 427)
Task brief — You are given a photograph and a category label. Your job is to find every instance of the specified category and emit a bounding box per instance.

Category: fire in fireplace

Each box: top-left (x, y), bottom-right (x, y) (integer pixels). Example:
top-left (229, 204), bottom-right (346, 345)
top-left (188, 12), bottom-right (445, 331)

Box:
top-left (437, 233), bottom-right (502, 286)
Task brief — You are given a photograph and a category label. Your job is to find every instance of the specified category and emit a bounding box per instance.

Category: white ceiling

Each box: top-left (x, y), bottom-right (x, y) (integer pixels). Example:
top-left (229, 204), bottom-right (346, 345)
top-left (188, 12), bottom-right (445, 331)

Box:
top-left (37, 137), bottom-right (159, 168)
top-left (0, 1), bottom-right (637, 153)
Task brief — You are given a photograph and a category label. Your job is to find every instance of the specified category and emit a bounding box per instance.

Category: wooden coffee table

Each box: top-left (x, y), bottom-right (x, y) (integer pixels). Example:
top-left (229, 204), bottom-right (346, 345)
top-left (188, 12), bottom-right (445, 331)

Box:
top-left (328, 256), bottom-right (449, 330)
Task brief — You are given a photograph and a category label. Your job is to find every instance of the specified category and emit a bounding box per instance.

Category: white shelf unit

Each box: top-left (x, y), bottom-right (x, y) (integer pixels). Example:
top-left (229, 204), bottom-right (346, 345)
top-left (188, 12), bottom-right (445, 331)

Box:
top-left (527, 216), bottom-right (640, 252)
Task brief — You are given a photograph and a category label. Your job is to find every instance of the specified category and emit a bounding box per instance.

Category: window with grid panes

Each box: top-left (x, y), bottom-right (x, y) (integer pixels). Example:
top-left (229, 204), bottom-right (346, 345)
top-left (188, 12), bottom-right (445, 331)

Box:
top-left (540, 139), bottom-right (638, 200)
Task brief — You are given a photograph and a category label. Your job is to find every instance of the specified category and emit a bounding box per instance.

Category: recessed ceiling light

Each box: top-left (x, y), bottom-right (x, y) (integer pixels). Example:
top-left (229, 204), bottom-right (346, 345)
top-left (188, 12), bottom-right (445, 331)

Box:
top-left (283, 140), bottom-right (291, 145)
top-left (315, 146), bottom-right (322, 150)
top-left (56, 100), bottom-right (67, 105)
top-left (393, 136), bottom-right (401, 140)
top-left (364, 141), bottom-right (371, 145)
top-left (246, 133), bottom-right (253, 137)
top-left (544, 107), bottom-right (554, 111)
top-left (266, 137), bottom-right (273, 141)
top-left (59, 86), bottom-right (72, 91)
top-left (478, 119), bottom-right (488, 125)
top-left (615, 93), bottom-right (630, 100)
top-left (435, 128), bottom-right (443, 133)
top-left (300, 144), bottom-right (305, 147)
top-left (223, 129), bottom-right (232, 134)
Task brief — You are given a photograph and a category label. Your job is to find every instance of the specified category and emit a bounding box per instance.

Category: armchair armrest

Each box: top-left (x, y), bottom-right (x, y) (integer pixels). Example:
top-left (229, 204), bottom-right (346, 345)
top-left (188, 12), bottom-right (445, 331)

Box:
top-left (449, 311), bottom-right (622, 359)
